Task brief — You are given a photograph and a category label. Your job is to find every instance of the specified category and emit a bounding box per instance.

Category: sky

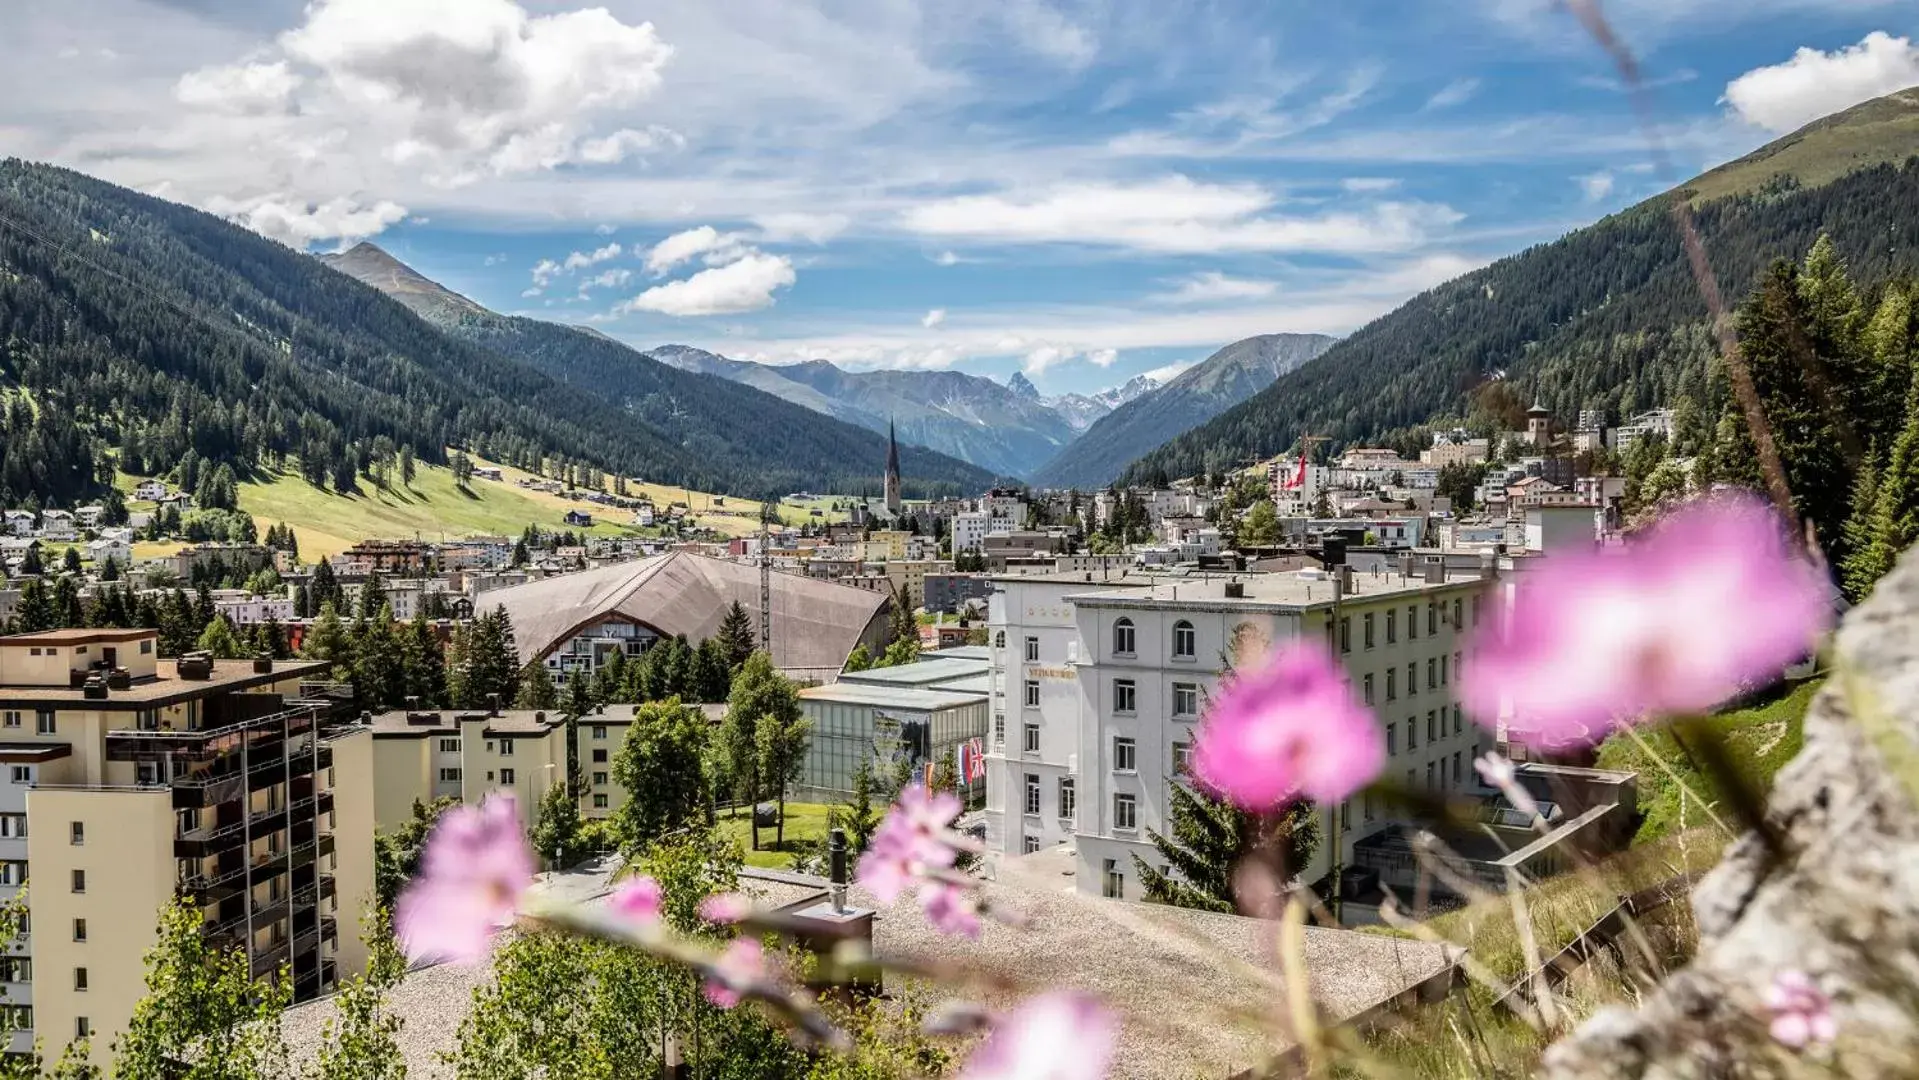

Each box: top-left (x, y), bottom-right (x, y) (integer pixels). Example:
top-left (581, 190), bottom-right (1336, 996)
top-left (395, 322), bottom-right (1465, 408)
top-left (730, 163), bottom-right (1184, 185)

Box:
top-left (3, 1), bottom-right (1919, 396)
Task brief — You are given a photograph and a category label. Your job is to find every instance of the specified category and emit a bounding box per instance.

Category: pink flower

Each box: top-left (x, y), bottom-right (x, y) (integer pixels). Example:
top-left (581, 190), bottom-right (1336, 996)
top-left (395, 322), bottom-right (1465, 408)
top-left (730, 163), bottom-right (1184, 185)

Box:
top-left (920, 879), bottom-right (982, 939)
top-left (1465, 492), bottom-right (1830, 749)
top-left (960, 992), bottom-right (1117, 1080)
top-left (703, 938), bottom-right (765, 1009)
top-left (1190, 642), bottom-right (1384, 811)
top-left (1766, 970), bottom-right (1837, 1049)
top-left (858, 785), bottom-right (963, 905)
top-left (610, 876), bottom-right (663, 925)
top-left (1474, 752), bottom-right (1540, 819)
top-left (699, 891), bottom-right (751, 924)
top-left (394, 794), bottom-right (533, 964)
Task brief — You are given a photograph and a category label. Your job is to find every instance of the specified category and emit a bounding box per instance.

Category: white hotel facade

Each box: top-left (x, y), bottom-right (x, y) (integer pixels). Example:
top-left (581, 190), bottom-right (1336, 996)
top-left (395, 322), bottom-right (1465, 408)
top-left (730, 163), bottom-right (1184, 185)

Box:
top-left (982, 562), bottom-right (1491, 901)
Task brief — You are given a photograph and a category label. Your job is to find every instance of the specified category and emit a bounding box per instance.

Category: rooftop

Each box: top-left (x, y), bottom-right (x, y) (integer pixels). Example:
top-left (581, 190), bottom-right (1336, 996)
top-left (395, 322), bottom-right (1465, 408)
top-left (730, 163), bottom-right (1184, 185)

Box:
top-left (835, 656), bottom-right (990, 688)
top-left (1067, 567), bottom-right (1483, 612)
top-left (796, 682), bottom-right (986, 712)
top-left (921, 645), bottom-right (990, 661)
top-left (0, 628), bottom-right (155, 646)
top-left (367, 709), bottom-right (561, 737)
top-left (0, 659), bottom-right (330, 707)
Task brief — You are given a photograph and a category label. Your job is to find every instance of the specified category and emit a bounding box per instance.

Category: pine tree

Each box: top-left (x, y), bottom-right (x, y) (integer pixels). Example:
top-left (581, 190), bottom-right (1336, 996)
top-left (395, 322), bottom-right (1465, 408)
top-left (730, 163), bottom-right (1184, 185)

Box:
top-left (717, 600), bottom-right (756, 668)
top-left (513, 663), bottom-right (558, 710)
top-left (195, 616), bottom-right (245, 659)
top-left (529, 779), bottom-right (585, 869)
top-left (352, 605), bottom-right (405, 709)
top-left (302, 602), bottom-right (351, 665)
top-left (60, 546), bottom-right (81, 575)
top-left (563, 670), bottom-right (595, 720)
top-left (357, 571), bottom-right (387, 622)
top-left (51, 575), bottom-right (83, 629)
top-left (1847, 390), bottom-right (1919, 600)
top-left (1132, 782), bottom-right (1321, 913)
top-left (399, 613), bottom-right (446, 707)
top-left (14, 579), bottom-right (53, 633)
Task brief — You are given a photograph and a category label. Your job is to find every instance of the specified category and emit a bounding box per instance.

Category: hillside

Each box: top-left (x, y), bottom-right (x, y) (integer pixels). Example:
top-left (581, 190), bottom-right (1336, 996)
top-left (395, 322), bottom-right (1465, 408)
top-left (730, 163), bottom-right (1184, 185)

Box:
top-left (1035, 333), bottom-right (1335, 488)
top-left (648, 345), bottom-right (1074, 478)
top-left (1684, 87), bottom-right (1919, 203)
top-left (319, 246), bottom-right (996, 498)
top-left (1122, 87), bottom-right (1919, 484)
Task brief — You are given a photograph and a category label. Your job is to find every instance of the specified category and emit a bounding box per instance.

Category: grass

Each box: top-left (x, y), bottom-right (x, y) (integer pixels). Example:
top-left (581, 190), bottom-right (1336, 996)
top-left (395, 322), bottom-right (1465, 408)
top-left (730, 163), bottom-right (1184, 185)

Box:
top-left (1595, 677), bottom-right (1823, 846)
top-left (714, 801), bottom-right (835, 870)
top-left (1682, 90), bottom-right (1919, 204)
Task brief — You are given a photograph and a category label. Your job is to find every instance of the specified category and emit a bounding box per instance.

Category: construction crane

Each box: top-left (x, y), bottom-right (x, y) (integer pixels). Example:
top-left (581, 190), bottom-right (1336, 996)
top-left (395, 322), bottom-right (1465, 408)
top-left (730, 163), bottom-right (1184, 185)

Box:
top-left (758, 502), bottom-right (773, 656)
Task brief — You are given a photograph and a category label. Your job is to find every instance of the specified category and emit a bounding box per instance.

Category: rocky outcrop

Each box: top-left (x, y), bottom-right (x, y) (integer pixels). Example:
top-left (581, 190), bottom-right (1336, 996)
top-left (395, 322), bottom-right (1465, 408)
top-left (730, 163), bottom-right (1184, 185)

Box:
top-left (1541, 553), bottom-right (1919, 1078)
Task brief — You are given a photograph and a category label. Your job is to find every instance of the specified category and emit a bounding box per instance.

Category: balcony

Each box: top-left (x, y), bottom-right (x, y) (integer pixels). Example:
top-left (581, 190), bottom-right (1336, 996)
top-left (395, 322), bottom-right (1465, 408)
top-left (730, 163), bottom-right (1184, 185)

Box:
top-left (174, 804), bottom-right (292, 859)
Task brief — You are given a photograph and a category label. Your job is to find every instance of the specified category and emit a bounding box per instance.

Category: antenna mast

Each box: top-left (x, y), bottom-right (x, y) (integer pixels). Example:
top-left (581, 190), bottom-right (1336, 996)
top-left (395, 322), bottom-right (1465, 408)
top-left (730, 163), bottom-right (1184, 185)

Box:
top-left (759, 504), bottom-right (772, 656)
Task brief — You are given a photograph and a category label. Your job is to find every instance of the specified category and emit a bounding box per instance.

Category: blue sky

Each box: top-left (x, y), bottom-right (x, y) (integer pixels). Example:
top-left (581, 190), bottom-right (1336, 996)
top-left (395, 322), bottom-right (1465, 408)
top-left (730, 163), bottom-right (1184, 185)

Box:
top-left (4, 0), bottom-right (1918, 395)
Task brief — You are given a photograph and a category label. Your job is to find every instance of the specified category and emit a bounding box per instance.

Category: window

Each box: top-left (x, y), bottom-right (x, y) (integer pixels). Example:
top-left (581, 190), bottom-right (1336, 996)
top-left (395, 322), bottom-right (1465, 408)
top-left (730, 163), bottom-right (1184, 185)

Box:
top-left (35, 711), bottom-right (54, 736)
top-left (1452, 597), bottom-right (1462, 628)
top-left (1364, 612), bottom-right (1376, 648)
top-left (70, 870), bottom-right (84, 894)
top-left (591, 749), bottom-right (608, 763)
top-left (993, 714), bottom-right (1005, 749)
top-left (1472, 594), bottom-right (1483, 626)
top-left (1386, 721), bottom-right (1397, 756)
top-left (1024, 774), bottom-right (1041, 816)
top-left (1113, 737), bottom-right (1136, 772)
top-left (141, 638), bottom-right (153, 654)
top-left (1440, 654), bottom-right (1449, 687)
top-left (1407, 769), bottom-right (1416, 789)
top-left (1339, 616), bottom-right (1351, 654)
top-left (0, 815), bottom-right (23, 839)
top-left (1023, 723), bottom-right (1040, 753)
top-left (592, 794), bottom-right (608, 809)
top-left (1407, 663), bottom-right (1418, 695)
top-left (1173, 742), bottom-right (1191, 775)
top-left (1407, 718), bottom-right (1417, 751)
top-left (498, 738), bottom-right (516, 757)
top-left (1454, 705), bottom-right (1463, 735)
top-left (499, 768), bottom-right (516, 785)
top-left (1385, 669), bottom-right (1396, 701)
top-left (1453, 651), bottom-right (1462, 685)
top-left (1426, 711), bottom-right (1436, 743)
top-left (0, 712), bottom-right (17, 729)
top-left (74, 1017), bottom-right (87, 1040)
top-left (0, 958), bottom-right (28, 982)
top-left (73, 968), bottom-right (87, 992)
top-left (1172, 620), bottom-right (1196, 660)
top-left (1173, 683), bottom-right (1198, 717)
top-left (438, 739), bottom-right (460, 753)
top-left (1023, 834), bottom-right (1041, 854)
top-left (1427, 658), bottom-right (1437, 691)
top-left (1058, 778), bottom-right (1076, 820)
top-left (1428, 602), bottom-right (1438, 636)
top-left (137, 762), bottom-right (159, 786)
top-left (8, 768), bottom-right (27, 786)
top-left (1113, 793), bottom-right (1137, 830)
top-left (1364, 794), bottom-right (1375, 822)
top-left (1385, 609), bottom-right (1396, 644)
top-left (593, 725), bottom-right (609, 740)
top-left (1102, 859), bottom-right (1123, 899)
top-left (1426, 761), bottom-right (1435, 790)
top-left (26, 649), bottom-right (38, 658)
top-left (1340, 801), bottom-right (1350, 832)
top-left (1408, 604), bottom-right (1419, 640)
top-left (994, 631), bottom-right (1005, 649)
top-left (72, 919), bottom-right (86, 942)
top-left (0, 863), bottom-right (23, 887)
top-left (1453, 752), bottom-right (1462, 785)
top-left (1363, 673), bottom-right (1375, 706)
top-left (1112, 618), bottom-right (1136, 657)
top-left (593, 771), bottom-right (608, 786)
top-left (1113, 679), bottom-right (1136, 714)
top-left (1025, 636), bottom-right (1039, 662)
top-left (439, 768), bottom-right (462, 783)
top-left (1024, 680), bottom-right (1040, 708)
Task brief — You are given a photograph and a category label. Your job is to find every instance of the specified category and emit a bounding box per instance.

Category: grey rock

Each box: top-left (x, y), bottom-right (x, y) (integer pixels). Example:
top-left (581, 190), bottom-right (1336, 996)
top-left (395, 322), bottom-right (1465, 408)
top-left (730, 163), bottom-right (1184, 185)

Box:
top-left (1541, 550), bottom-right (1919, 1078)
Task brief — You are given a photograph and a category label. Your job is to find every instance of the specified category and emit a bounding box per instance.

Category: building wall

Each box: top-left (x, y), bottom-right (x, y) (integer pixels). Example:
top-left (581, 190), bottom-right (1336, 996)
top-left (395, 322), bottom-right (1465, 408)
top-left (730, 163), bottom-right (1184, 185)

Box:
top-left (578, 718), bottom-right (632, 818)
top-left (328, 730), bottom-right (377, 980)
top-left (27, 787), bottom-right (174, 1066)
top-left (456, 721), bottom-right (565, 832)
top-left (370, 737), bottom-right (433, 834)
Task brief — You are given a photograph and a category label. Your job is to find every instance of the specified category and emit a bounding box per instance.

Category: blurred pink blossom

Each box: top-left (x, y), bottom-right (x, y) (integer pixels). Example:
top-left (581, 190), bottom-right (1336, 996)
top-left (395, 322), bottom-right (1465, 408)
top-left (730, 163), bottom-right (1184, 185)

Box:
top-left (1190, 642), bottom-right (1384, 811)
top-left (394, 794), bottom-right (533, 964)
top-left (704, 937), bottom-right (766, 1009)
top-left (1765, 970), bottom-right (1836, 1049)
top-left (1474, 752), bottom-right (1540, 819)
top-left (699, 891), bottom-right (751, 924)
top-left (610, 875), bottom-right (663, 925)
top-left (859, 785), bottom-right (980, 935)
top-left (1464, 492), bottom-right (1830, 749)
top-left (960, 991), bottom-right (1117, 1080)
top-left (920, 879), bottom-right (983, 938)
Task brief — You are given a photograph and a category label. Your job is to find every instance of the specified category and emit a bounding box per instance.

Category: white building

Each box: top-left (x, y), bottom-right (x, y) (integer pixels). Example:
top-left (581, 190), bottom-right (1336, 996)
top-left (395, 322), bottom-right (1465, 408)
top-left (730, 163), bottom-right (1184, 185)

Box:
top-left (952, 511), bottom-right (995, 554)
top-left (1608, 408), bottom-right (1676, 453)
top-left (211, 592), bottom-right (296, 625)
top-left (131, 480), bottom-right (170, 502)
top-left (979, 491), bottom-right (1027, 531)
top-left (984, 564), bottom-right (1489, 904)
top-left (86, 538), bottom-right (131, 567)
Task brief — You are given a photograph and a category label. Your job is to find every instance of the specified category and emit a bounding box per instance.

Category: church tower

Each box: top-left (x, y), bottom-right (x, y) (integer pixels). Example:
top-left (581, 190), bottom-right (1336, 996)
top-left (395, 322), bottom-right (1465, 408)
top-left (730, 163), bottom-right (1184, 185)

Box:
top-left (883, 419), bottom-right (903, 517)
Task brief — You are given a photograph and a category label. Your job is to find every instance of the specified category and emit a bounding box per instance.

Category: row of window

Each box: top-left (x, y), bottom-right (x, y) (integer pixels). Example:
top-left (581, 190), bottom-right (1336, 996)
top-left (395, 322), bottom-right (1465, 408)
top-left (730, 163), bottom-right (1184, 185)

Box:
top-left (1360, 653), bottom-right (1460, 704)
top-left (1021, 679), bottom-right (1200, 717)
top-left (1339, 596), bottom-right (1481, 654)
top-left (1, 711), bottom-right (58, 735)
top-left (1103, 618), bottom-right (1200, 661)
top-left (1383, 707), bottom-right (1467, 755)
top-left (1020, 774), bottom-right (1145, 831)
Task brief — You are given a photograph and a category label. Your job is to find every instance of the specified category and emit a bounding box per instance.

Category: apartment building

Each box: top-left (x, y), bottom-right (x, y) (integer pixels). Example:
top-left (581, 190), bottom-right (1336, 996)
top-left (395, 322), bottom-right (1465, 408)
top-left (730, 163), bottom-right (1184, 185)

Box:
top-left (983, 563), bottom-right (1490, 904)
top-left (368, 709), bottom-right (569, 834)
top-left (0, 628), bottom-right (375, 1064)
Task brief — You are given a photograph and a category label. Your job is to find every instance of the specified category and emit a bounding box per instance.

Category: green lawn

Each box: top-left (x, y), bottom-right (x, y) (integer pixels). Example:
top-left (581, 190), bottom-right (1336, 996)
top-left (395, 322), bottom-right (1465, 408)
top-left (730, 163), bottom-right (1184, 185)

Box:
top-left (1594, 677), bottom-right (1823, 846)
top-left (715, 801), bottom-right (834, 870)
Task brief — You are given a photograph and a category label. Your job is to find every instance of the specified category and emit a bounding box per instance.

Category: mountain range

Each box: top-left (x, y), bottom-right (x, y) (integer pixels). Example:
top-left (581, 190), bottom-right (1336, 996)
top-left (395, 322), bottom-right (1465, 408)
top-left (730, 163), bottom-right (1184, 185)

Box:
top-left (1035, 333), bottom-right (1336, 487)
top-left (1124, 85), bottom-right (1919, 484)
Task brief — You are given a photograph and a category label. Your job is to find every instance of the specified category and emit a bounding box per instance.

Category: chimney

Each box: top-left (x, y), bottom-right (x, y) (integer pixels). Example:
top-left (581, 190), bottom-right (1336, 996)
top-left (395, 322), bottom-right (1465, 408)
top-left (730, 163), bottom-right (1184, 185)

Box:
top-left (252, 651), bottom-right (274, 674)
top-left (1397, 553), bottom-right (1415, 578)
top-left (81, 674), bottom-right (108, 700)
top-left (1223, 581), bottom-right (1245, 599)
top-left (1424, 561), bottom-right (1445, 585)
top-left (1322, 535), bottom-right (1347, 568)
top-left (487, 692), bottom-right (503, 717)
top-left (1335, 565), bottom-right (1353, 597)
top-left (1479, 550), bottom-right (1501, 582)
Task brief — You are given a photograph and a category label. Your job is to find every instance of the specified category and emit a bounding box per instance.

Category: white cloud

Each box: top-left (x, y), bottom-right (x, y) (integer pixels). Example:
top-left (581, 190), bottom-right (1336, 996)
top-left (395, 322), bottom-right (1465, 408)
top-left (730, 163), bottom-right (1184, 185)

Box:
top-left (594, 224), bottom-right (618, 236)
top-left (901, 176), bottom-right (1460, 254)
top-left (1424, 77), bottom-right (1480, 110)
top-left (753, 212), bottom-right (850, 244)
top-left (483, 253), bottom-right (506, 267)
top-left (578, 268), bottom-right (633, 296)
top-left (644, 226), bottom-right (750, 275)
top-left (173, 61), bottom-right (301, 113)
top-left (1579, 171), bottom-right (1615, 201)
top-left (1723, 32), bottom-right (1919, 133)
top-left (932, 251), bottom-right (963, 266)
top-left (202, 193), bottom-right (407, 248)
top-left (1157, 272), bottom-right (1280, 304)
top-left (564, 243), bottom-right (623, 272)
top-left (621, 252), bottom-right (797, 316)
top-left (921, 308), bottom-right (947, 329)
top-left (998, 0), bottom-right (1097, 68)
top-left (1341, 177), bottom-right (1402, 193)
top-left (1087, 348), bottom-right (1118, 368)
top-left (1140, 360), bottom-right (1196, 384)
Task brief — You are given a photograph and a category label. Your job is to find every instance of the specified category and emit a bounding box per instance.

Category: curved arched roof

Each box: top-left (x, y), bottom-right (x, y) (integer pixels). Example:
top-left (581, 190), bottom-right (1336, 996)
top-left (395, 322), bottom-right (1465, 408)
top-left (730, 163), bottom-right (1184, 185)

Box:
top-left (477, 551), bottom-right (890, 682)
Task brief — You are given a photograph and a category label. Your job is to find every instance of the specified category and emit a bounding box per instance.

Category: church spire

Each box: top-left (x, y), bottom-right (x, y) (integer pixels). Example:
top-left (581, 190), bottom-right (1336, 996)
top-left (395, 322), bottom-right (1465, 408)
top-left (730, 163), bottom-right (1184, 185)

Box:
top-left (883, 417), bottom-right (902, 516)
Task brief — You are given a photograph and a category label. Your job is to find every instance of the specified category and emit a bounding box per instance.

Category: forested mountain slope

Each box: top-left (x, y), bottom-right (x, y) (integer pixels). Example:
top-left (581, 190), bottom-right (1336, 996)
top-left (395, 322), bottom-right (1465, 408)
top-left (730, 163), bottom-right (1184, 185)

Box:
top-left (1124, 133), bottom-right (1919, 484)
top-left (0, 162), bottom-right (987, 506)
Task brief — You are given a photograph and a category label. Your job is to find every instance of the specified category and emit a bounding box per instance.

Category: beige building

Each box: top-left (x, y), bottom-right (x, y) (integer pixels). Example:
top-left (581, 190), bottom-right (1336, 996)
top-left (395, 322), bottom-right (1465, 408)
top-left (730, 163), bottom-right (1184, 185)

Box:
top-left (367, 710), bottom-right (568, 835)
top-left (882, 559), bottom-right (954, 608)
top-left (0, 628), bottom-right (374, 1064)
